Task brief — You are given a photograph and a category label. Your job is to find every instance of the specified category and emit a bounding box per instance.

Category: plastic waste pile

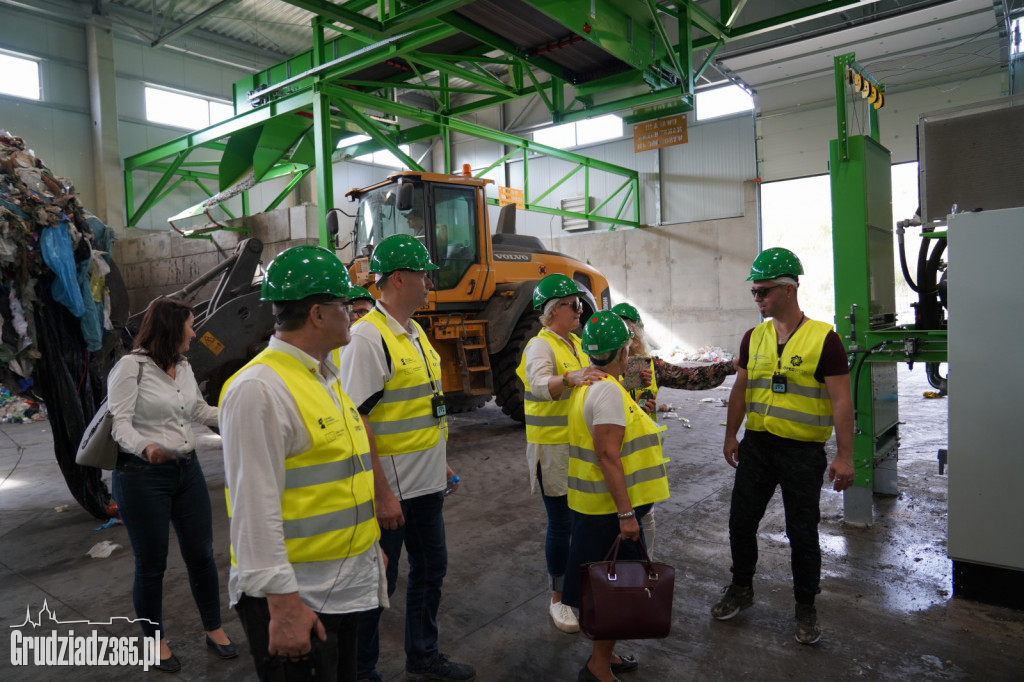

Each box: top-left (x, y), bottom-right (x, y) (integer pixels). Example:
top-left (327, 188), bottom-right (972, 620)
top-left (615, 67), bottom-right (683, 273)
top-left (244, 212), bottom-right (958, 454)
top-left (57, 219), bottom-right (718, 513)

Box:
top-left (1, 129), bottom-right (121, 519)
top-left (0, 386), bottom-right (47, 423)
top-left (1, 130), bottom-right (115, 378)
top-left (653, 344), bottom-right (734, 364)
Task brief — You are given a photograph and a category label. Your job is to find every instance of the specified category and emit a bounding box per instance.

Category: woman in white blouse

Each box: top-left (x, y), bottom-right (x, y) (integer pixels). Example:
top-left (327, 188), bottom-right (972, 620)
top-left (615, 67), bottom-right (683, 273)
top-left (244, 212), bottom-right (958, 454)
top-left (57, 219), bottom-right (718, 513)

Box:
top-left (109, 297), bottom-right (237, 672)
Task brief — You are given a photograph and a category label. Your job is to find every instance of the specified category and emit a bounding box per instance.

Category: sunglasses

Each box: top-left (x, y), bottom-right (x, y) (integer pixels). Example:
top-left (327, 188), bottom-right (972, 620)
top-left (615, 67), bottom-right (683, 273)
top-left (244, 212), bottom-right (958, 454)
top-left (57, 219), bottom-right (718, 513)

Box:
top-left (559, 299), bottom-right (584, 312)
top-left (750, 284), bottom-right (785, 299)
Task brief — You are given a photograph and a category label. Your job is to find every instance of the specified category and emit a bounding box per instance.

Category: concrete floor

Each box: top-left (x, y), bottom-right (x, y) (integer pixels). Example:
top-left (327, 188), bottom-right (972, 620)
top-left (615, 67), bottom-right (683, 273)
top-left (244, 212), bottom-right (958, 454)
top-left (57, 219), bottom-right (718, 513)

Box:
top-left (1, 367), bottom-right (1022, 681)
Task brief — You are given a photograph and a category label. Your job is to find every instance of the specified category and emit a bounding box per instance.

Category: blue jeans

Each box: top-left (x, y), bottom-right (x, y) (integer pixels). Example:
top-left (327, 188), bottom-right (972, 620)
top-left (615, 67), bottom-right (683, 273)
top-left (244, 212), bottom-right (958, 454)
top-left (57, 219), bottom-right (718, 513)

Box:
top-left (537, 465), bottom-right (571, 592)
top-left (356, 492), bottom-right (447, 677)
top-left (112, 452), bottom-right (222, 639)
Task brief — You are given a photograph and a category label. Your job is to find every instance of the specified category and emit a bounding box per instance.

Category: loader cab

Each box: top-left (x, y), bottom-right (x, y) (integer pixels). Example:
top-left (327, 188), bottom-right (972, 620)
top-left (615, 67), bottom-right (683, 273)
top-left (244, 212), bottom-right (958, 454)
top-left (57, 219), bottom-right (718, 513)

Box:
top-left (351, 175), bottom-right (483, 294)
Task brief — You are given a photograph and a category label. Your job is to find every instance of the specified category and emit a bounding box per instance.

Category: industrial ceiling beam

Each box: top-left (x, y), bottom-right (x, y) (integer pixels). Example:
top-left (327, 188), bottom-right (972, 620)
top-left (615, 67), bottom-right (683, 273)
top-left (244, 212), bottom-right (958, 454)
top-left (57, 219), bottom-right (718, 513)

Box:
top-left (150, 0), bottom-right (243, 49)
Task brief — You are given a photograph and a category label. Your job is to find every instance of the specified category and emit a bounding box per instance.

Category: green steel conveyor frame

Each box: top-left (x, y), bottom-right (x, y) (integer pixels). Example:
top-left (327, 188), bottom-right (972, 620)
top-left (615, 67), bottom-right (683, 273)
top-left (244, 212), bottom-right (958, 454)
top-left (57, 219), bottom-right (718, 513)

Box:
top-left (124, 1), bottom-right (900, 239)
top-left (829, 52), bottom-right (948, 526)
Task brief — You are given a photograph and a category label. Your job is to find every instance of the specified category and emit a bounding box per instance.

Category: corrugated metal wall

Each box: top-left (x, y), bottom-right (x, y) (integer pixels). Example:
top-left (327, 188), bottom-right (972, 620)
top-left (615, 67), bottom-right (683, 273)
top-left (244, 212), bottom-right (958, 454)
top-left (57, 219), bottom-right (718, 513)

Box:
top-left (756, 71), bottom-right (1005, 182)
top-left (660, 114), bottom-right (756, 224)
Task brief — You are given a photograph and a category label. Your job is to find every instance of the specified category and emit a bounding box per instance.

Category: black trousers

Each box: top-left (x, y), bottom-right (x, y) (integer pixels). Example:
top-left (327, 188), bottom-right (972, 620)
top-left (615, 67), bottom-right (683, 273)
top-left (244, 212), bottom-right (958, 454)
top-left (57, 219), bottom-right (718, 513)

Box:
top-left (235, 594), bottom-right (359, 682)
top-left (728, 431), bottom-right (828, 605)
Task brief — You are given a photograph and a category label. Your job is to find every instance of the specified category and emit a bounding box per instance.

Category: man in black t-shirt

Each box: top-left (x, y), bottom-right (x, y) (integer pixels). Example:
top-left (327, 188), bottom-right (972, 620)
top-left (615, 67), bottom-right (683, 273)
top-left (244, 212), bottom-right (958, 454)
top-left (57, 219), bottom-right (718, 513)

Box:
top-left (711, 247), bottom-right (854, 646)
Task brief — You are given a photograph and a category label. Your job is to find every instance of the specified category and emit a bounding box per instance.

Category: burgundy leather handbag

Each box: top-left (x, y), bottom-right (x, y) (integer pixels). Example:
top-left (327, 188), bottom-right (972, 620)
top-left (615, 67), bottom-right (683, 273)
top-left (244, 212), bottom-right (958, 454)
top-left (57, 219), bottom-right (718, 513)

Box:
top-left (579, 536), bottom-right (675, 640)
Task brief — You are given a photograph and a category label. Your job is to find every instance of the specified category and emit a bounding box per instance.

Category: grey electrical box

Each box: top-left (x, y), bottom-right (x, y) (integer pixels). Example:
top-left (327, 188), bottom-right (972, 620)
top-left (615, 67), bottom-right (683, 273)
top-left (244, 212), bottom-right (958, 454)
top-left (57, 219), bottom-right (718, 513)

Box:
top-left (948, 208), bottom-right (1024, 597)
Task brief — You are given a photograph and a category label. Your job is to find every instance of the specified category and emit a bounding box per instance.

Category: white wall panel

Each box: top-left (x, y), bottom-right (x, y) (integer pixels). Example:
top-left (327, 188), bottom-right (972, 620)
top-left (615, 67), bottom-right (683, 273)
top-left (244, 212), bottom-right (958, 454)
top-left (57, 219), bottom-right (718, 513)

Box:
top-left (758, 71), bottom-right (1005, 181)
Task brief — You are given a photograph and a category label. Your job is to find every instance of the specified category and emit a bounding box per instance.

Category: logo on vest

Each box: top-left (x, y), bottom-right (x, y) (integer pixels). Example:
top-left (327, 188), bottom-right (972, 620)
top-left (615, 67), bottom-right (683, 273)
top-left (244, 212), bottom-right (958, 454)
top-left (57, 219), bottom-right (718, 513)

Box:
top-left (349, 407), bottom-right (363, 431)
top-left (318, 415), bottom-right (340, 429)
top-left (790, 355), bottom-right (803, 367)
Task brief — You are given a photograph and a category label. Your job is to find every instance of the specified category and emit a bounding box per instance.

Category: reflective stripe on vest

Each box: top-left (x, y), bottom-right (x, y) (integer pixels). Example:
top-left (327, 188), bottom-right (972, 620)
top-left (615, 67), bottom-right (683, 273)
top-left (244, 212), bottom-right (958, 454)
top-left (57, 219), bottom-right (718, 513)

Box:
top-left (363, 309), bottom-right (446, 457)
top-left (566, 376), bottom-right (670, 515)
top-left (745, 319), bottom-right (835, 442)
top-left (516, 329), bottom-right (586, 445)
top-left (222, 349), bottom-right (379, 565)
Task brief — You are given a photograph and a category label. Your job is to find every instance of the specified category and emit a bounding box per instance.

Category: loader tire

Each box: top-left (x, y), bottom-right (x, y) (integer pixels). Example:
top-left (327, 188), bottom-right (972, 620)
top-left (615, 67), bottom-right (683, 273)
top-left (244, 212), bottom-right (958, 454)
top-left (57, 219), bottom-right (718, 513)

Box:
top-left (491, 311), bottom-right (542, 424)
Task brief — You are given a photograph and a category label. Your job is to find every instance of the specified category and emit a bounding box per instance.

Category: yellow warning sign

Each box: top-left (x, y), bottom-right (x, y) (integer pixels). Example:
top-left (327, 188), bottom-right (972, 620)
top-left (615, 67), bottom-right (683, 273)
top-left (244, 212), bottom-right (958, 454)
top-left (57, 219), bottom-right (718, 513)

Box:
top-left (633, 115), bottom-right (688, 153)
top-left (498, 186), bottom-right (525, 209)
top-left (200, 331), bottom-right (225, 356)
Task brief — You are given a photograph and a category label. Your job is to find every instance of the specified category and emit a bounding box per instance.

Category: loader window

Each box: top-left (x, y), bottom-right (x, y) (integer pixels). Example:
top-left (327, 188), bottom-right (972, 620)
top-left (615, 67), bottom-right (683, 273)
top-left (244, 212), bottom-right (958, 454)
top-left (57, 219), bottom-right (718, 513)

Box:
top-left (355, 184), bottom-right (425, 255)
top-left (433, 185), bottom-right (478, 290)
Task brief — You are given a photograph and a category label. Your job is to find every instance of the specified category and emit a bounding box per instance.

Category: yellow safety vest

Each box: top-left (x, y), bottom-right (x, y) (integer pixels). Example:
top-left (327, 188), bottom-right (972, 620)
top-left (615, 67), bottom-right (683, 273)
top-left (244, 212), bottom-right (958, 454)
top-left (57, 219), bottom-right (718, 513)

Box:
top-left (221, 349), bottom-right (378, 564)
top-left (566, 376), bottom-right (670, 515)
top-left (745, 319), bottom-right (835, 443)
top-left (363, 309), bottom-right (447, 458)
top-left (516, 329), bottom-right (586, 445)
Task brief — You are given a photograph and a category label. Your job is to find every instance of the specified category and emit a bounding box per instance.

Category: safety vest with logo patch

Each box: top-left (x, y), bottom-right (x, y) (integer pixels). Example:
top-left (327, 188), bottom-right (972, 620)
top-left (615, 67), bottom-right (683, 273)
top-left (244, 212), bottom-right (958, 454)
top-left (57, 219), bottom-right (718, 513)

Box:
top-left (516, 329), bottom-right (586, 445)
top-left (221, 349), bottom-right (378, 564)
top-left (363, 309), bottom-right (447, 458)
top-left (567, 376), bottom-right (670, 515)
top-left (745, 318), bottom-right (835, 443)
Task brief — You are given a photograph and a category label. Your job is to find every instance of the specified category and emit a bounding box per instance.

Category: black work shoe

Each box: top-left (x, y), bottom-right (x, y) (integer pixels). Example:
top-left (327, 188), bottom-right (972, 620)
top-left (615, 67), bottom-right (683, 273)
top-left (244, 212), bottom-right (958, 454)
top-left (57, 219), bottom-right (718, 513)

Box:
top-left (578, 662), bottom-right (623, 682)
top-left (610, 653), bottom-right (639, 674)
top-left (795, 603), bottom-right (821, 644)
top-left (406, 653), bottom-right (476, 681)
top-left (154, 654), bottom-right (181, 673)
top-left (205, 635), bottom-right (239, 659)
top-left (711, 584), bottom-right (754, 620)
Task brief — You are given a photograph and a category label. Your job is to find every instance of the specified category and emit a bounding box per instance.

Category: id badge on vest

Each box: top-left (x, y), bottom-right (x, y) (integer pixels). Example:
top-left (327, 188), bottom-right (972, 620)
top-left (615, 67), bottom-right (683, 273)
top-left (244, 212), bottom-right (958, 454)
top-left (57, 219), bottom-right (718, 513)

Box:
top-left (771, 372), bottom-right (787, 394)
top-left (431, 394), bottom-right (447, 418)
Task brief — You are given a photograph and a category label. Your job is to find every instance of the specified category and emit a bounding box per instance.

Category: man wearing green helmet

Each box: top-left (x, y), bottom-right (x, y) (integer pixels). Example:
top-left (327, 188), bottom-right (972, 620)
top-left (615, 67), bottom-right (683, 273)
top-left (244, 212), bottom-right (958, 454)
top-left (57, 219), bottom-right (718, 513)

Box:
top-left (711, 247), bottom-right (854, 646)
top-left (219, 245), bottom-right (384, 680)
top-left (336, 234), bottom-right (475, 682)
top-left (515, 273), bottom-right (608, 635)
top-left (560, 310), bottom-right (670, 682)
top-left (330, 285), bottom-right (377, 370)
top-left (348, 285), bottom-right (376, 323)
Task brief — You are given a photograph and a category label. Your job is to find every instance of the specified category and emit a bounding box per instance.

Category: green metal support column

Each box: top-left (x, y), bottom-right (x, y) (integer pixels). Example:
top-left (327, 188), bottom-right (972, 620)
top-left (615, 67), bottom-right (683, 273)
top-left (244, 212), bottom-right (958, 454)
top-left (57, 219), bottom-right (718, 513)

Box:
top-left (829, 55), bottom-right (898, 527)
top-left (312, 85), bottom-right (334, 246)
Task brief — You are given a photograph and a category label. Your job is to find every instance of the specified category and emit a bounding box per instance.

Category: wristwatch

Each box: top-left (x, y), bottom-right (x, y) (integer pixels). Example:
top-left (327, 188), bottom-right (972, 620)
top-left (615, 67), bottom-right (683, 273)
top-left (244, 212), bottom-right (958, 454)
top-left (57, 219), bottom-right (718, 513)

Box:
top-left (617, 510), bottom-right (636, 520)
top-left (562, 373), bottom-right (571, 387)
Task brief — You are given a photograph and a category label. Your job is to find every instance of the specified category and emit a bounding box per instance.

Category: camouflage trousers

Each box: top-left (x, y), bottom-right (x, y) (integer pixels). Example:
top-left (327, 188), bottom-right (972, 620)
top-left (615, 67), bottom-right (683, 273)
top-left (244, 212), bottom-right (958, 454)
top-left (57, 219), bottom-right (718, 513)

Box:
top-left (727, 431), bottom-right (828, 605)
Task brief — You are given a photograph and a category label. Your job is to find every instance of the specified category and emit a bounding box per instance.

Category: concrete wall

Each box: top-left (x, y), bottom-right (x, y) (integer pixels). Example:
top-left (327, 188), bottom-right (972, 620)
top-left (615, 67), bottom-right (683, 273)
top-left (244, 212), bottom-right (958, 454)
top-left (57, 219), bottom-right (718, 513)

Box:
top-left (112, 205), bottom-right (319, 315)
top-left (548, 181), bottom-right (760, 354)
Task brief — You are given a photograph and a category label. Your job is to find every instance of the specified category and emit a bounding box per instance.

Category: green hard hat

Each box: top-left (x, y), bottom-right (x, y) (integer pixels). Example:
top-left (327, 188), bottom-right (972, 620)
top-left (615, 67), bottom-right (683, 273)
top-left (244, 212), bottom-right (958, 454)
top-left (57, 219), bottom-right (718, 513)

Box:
top-left (611, 302), bottom-right (642, 324)
top-left (747, 247), bottom-right (804, 281)
top-left (369, 234), bottom-right (438, 274)
top-left (348, 285), bottom-right (374, 302)
top-left (581, 310), bottom-right (634, 356)
top-left (261, 245), bottom-right (352, 302)
top-left (533, 273), bottom-right (584, 310)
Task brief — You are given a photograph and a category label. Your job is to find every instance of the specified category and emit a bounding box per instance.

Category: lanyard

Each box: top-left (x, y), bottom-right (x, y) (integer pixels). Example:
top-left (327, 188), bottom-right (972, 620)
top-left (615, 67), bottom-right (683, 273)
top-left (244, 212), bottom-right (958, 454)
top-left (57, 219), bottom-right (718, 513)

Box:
top-left (777, 314), bottom-right (806, 370)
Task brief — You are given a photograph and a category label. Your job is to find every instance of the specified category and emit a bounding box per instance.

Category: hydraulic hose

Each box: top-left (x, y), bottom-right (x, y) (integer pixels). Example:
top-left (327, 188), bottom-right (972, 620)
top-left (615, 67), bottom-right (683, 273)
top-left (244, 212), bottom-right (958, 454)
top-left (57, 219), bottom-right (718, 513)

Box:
top-left (926, 362), bottom-right (948, 394)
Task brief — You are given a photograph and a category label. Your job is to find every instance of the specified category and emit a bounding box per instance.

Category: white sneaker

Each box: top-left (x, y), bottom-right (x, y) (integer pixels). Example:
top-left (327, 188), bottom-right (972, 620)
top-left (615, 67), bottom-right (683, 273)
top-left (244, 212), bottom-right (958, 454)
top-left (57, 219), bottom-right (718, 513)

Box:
top-left (549, 601), bottom-right (579, 633)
